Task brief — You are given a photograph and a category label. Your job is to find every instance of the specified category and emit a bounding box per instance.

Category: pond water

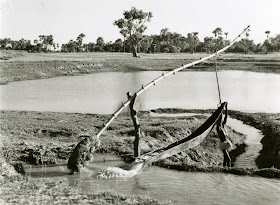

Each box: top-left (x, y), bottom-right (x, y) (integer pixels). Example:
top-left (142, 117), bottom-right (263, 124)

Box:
top-left (25, 154), bottom-right (280, 205)
top-left (1, 71), bottom-right (280, 114)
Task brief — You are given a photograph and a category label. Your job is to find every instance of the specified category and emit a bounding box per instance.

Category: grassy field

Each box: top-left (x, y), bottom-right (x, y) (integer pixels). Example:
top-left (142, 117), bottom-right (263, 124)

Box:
top-left (1, 50), bottom-right (280, 84)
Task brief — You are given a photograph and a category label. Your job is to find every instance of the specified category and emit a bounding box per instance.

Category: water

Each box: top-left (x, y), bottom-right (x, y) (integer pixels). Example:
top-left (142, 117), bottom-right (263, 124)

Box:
top-left (1, 71), bottom-right (280, 114)
top-left (25, 154), bottom-right (280, 205)
top-left (226, 118), bottom-right (263, 168)
top-left (149, 112), bottom-right (263, 169)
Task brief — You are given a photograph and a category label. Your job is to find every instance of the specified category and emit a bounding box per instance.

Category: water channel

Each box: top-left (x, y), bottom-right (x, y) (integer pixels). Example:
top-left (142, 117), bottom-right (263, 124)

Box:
top-left (25, 154), bottom-right (280, 205)
top-left (2, 71), bottom-right (280, 204)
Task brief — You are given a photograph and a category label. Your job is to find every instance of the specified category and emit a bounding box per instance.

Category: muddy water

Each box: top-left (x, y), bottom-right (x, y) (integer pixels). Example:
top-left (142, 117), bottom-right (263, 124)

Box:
top-left (149, 112), bottom-right (263, 169)
top-left (226, 118), bottom-right (263, 168)
top-left (24, 154), bottom-right (280, 205)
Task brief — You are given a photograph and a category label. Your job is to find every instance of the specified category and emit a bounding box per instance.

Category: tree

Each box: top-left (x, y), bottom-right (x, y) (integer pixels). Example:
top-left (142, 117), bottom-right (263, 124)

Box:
top-left (95, 37), bottom-right (104, 51)
top-left (120, 29), bottom-right (127, 52)
top-left (38, 35), bottom-right (54, 52)
top-left (193, 32), bottom-right (199, 53)
top-left (212, 27), bottom-right (223, 51)
top-left (203, 37), bottom-right (214, 53)
top-left (113, 39), bottom-right (123, 52)
top-left (224, 32), bottom-right (228, 40)
top-left (265, 31), bottom-right (270, 39)
top-left (113, 7), bottom-right (152, 57)
top-left (76, 33), bottom-right (85, 52)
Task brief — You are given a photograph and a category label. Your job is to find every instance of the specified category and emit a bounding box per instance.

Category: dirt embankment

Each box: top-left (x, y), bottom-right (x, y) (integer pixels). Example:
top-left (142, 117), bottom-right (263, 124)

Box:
top-left (0, 110), bottom-right (245, 167)
top-left (1, 109), bottom-right (280, 178)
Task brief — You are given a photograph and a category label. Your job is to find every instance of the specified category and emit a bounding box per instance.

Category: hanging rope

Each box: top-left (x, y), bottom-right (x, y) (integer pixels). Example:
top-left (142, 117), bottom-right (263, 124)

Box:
top-left (214, 54), bottom-right (222, 104)
top-left (94, 25), bottom-right (250, 140)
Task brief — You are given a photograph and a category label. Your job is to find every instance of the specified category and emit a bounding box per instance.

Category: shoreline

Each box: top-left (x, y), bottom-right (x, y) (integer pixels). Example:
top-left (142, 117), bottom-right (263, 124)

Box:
top-left (1, 52), bottom-right (280, 84)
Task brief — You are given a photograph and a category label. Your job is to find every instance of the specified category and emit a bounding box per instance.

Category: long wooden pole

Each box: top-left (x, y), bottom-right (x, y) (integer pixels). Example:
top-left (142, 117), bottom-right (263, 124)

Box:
top-left (94, 25), bottom-right (250, 141)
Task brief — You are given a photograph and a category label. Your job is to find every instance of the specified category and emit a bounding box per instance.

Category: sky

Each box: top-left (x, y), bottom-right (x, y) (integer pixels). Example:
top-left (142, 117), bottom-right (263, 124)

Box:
top-left (0, 0), bottom-right (280, 45)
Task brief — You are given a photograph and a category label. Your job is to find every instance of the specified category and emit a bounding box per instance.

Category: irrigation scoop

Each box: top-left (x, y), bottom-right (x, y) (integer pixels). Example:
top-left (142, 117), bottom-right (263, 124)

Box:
top-left (68, 25), bottom-right (251, 172)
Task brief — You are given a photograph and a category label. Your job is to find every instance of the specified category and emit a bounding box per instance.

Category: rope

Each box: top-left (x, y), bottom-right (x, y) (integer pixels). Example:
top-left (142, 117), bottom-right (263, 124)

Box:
top-left (214, 55), bottom-right (222, 104)
top-left (95, 25), bottom-right (250, 139)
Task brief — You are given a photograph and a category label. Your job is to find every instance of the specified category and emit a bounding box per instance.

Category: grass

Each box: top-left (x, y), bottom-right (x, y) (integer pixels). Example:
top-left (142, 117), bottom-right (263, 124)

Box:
top-left (1, 51), bottom-right (280, 84)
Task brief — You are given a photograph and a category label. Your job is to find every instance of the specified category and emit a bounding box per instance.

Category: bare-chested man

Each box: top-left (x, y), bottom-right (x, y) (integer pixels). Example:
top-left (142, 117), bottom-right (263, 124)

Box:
top-left (216, 103), bottom-right (232, 167)
top-left (67, 135), bottom-right (100, 174)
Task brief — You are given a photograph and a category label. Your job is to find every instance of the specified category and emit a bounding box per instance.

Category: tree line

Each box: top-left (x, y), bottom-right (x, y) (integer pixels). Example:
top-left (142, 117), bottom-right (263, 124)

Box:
top-left (1, 7), bottom-right (279, 56)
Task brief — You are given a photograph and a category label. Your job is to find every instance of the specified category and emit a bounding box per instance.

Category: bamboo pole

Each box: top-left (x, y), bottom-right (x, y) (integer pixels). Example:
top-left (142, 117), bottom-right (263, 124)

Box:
top-left (94, 25), bottom-right (250, 140)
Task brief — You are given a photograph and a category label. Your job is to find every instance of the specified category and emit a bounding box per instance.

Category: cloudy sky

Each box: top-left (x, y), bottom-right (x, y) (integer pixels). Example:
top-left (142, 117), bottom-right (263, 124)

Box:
top-left (1, 0), bottom-right (279, 44)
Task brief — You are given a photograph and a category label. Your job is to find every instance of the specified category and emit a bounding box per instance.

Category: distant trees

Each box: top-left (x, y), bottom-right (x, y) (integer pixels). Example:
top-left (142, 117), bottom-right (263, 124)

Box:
top-left (61, 33), bottom-right (86, 52)
top-left (212, 27), bottom-right (224, 51)
top-left (0, 35), bottom-right (55, 52)
top-left (1, 26), bottom-right (280, 54)
top-left (113, 7), bottom-right (153, 57)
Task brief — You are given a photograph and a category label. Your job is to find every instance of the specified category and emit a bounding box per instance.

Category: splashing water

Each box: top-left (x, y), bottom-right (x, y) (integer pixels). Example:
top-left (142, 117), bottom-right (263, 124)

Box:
top-left (97, 162), bottom-right (144, 179)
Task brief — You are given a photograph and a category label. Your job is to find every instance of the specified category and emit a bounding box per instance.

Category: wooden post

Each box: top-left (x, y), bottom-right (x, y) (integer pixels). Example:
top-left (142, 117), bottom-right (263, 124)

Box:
top-left (127, 92), bottom-right (141, 158)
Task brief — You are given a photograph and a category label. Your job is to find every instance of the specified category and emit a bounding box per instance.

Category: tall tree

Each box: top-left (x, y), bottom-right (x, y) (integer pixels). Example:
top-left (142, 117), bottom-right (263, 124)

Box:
top-left (193, 32), bottom-right (199, 53)
top-left (113, 7), bottom-right (152, 57)
top-left (120, 29), bottom-right (127, 52)
top-left (95, 37), bottom-right (104, 51)
top-left (224, 32), bottom-right (228, 40)
top-left (212, 27), bottom-right (223, 51)
top-left (76, 33), bottom-right (85, 51)
top-left (265, 31), bottom-right (270, 39)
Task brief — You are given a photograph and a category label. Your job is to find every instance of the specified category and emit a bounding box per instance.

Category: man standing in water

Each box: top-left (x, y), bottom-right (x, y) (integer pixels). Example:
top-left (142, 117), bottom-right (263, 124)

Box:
top-left (67, 135), bottom-right (100, 174)
top-left (216, 103), bottom-right (232, 167)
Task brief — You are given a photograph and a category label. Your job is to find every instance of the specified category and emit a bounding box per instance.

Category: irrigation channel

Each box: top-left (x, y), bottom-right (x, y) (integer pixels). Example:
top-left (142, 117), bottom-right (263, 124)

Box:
top-left (24, 153), bottom-right (280, 205)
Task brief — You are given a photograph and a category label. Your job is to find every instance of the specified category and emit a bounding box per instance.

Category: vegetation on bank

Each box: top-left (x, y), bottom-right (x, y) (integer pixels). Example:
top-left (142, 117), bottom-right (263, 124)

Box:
top-left (0, 51), bottom-right (280, 84)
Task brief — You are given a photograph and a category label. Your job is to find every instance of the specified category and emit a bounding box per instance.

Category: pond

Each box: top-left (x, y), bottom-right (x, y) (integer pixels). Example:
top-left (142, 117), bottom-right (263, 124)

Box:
top-left (1, 71), bottom-right (280, 114)
top-left (25, 154), bottom-right (280, 205)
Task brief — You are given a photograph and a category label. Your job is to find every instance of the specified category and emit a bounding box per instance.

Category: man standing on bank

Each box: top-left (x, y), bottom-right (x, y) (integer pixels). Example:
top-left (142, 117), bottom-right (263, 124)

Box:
top-left (216, 102), bottom-right (232, 167)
